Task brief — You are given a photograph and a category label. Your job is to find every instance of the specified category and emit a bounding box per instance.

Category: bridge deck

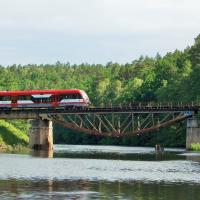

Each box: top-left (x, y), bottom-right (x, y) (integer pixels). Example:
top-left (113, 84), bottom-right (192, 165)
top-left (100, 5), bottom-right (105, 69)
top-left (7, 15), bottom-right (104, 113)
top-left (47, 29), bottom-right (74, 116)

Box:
top-left (0, 105), bottom-right (197, 119)
top-left (0, 105), bottom-right (198, 113)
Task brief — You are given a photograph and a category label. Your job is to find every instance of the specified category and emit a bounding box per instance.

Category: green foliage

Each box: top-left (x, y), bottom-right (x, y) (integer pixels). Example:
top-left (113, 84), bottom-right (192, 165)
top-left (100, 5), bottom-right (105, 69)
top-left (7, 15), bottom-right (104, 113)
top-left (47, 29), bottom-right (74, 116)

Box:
top-left (0, 34), bottom-right (200, 147)
top-left (0, 120), bottom-right (28, 146)
top-left (188, 34), bottom-right (200, 66)
top-left (190, 143), bottom-right (200, 151)
top-left (7, 120), bottom-right (31, 133)
top-left (0, 135), bottom-right (5, 145)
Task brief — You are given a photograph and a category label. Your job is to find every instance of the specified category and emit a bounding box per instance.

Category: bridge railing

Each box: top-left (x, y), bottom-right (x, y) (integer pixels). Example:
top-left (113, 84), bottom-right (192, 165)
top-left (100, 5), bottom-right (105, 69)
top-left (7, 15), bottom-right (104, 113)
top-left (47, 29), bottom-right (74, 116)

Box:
top-left (90, 101), bottom-right (199, 111)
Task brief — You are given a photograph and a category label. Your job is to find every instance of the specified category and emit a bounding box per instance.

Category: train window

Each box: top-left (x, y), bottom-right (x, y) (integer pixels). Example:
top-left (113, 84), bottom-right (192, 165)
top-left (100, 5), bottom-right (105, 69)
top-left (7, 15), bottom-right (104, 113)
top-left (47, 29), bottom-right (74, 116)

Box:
top-left (67, 94), bottom-right (74, 99)
top-left (57, 93), bottom-right (82, 101)
top-left (43, 98), bottom-right (52, 103)
top-left (0, 96), bottom-right (11, 101)
top-left (67, 93), bottom-right (82, 99)
top-left (18, 95), bottom-right (32, 100)
top-left (75, 93), bottom-right (82, 99)
top-left (32, 97), bottom-right (52, 103)
top-left (57, 95), bottom-right (66, 101)
top-left (31, 94), bottom-right (53, 103)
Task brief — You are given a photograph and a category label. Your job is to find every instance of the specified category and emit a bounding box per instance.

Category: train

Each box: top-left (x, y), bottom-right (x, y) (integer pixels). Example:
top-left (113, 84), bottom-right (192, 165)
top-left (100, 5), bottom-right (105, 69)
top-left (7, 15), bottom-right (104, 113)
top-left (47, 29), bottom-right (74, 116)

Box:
top-left (0, 89), bottom-right (90, 109)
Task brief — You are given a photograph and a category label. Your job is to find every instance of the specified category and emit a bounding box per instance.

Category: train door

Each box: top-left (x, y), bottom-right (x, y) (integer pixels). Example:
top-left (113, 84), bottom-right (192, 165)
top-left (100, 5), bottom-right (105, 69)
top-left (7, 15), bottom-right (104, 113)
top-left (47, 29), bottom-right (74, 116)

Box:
top-left (11, 96), bottom-right (17, 107)
top-left (51, 95), bottom-right (59, 107)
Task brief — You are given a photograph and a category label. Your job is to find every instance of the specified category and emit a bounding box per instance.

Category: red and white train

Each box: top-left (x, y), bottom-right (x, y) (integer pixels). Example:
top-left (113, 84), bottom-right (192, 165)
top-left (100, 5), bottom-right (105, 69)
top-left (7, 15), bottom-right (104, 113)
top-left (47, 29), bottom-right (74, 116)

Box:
top-left (0, 89), bottom-right (90, 109)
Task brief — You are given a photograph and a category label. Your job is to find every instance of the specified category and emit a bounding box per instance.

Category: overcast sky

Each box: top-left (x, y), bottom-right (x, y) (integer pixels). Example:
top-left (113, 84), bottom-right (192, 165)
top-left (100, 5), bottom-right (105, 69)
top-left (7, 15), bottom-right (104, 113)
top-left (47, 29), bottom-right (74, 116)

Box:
top-left (0, 0), bottom-right (199, 66)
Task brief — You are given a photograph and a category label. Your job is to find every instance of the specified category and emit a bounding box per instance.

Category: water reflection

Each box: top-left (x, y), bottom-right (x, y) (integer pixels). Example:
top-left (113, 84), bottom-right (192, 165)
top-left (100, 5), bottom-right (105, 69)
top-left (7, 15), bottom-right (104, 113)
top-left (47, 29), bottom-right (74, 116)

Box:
top-left (29, 145), bottom-right (186, 161)
top-left (53, 150), bottom-right (185, 161)
top-left (0, 179), bottom-right (200, 200)
top-left (31, 150), bottom-right (54, 158)
top-left (53, 145), bottom-right (185, 161)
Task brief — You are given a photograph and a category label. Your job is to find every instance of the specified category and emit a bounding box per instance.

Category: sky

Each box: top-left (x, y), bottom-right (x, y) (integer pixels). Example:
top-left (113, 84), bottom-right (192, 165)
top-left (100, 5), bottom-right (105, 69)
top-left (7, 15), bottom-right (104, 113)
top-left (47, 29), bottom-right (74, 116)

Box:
top-left (0, 0), bottom-right (199, 66)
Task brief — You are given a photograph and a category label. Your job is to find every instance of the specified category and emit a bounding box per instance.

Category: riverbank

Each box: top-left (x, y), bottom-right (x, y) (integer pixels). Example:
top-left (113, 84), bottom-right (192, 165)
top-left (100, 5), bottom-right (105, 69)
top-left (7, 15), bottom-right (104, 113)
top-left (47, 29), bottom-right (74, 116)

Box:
top-left (0, 120), bottom-right (29, 153)
top-left (0, 144), bottom-right (29, 154)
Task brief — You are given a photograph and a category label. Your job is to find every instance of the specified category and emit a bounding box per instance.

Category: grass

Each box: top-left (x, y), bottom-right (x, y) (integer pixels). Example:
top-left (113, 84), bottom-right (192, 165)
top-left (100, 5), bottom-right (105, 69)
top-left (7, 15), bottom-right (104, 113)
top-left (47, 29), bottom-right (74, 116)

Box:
top-left (0, 120), bottom-right (28, 146)
top-left (0, 120), bottom-right (29, 153)
top-left (5, 144), bottom-right (30, 154)
top-left (190, 143), bottom-right (200, 151)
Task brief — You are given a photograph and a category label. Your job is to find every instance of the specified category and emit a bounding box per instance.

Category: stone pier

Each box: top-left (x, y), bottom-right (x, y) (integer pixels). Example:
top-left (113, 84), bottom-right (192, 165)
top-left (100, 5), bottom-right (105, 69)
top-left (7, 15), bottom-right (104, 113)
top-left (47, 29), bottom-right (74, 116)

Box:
top-left (29, 119), bottom-right (53, 150)
top-left (186, 118), bottom-right (200, 150)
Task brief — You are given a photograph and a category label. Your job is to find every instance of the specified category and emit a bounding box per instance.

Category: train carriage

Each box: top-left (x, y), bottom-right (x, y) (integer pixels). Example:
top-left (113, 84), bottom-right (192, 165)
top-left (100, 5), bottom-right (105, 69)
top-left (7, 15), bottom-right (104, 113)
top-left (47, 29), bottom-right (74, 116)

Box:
top-left (0, 89), bottom-right (90, 109)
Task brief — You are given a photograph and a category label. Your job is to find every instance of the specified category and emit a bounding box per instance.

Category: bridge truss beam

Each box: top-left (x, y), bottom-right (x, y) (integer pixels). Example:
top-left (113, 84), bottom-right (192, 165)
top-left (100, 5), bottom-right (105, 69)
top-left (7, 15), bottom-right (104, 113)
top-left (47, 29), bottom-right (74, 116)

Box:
top-left (45, 111), bottom-right (193, 137)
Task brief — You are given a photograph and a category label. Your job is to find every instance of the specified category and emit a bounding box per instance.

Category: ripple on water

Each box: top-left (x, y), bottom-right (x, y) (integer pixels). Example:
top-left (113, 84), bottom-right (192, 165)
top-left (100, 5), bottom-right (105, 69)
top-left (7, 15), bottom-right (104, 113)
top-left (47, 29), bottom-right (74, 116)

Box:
top-left (0, 153), bottom-right (200, 183)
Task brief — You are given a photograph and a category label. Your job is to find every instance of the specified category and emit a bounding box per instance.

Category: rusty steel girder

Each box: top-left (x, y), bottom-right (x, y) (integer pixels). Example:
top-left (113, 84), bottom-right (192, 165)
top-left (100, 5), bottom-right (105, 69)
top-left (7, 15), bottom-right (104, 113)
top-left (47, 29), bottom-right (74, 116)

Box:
top-left (45, 111), bottom-right (193, 137)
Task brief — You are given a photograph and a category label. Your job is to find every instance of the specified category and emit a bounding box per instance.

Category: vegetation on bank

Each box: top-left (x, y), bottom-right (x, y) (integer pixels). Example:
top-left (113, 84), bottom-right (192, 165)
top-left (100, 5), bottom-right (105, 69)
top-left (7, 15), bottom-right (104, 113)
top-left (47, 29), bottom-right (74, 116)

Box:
top-left (0, 34), bottom-right (200, 148)
top-left (0, 120), bottom-right (29, 152)
top-left (190, 143), bottom-right (200, 151)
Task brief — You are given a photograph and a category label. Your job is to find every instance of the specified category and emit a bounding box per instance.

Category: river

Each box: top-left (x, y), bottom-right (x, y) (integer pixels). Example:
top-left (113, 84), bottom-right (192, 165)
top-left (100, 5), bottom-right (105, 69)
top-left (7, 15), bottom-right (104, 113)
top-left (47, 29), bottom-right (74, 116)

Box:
top-left (0, 145), bottom-right (200, 199)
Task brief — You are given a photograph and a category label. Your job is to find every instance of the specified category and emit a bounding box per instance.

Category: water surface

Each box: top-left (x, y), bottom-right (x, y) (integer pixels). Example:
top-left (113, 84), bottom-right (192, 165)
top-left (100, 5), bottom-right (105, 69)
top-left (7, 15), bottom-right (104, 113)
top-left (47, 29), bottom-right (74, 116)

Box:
top-left (0, 145), bottom-right (200, 199)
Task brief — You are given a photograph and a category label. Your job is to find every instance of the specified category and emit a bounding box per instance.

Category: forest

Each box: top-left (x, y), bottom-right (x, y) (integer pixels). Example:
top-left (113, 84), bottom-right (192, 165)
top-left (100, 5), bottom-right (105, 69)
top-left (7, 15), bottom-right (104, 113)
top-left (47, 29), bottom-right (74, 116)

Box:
top-left (0, 34), bottom-right (200, 148)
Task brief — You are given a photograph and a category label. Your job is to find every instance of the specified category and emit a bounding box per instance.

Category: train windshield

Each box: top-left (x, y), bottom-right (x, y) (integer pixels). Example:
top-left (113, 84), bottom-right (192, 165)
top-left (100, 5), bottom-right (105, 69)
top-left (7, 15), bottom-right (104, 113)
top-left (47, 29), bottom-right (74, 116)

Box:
top-left (81, 91), bottom-right (89, 100)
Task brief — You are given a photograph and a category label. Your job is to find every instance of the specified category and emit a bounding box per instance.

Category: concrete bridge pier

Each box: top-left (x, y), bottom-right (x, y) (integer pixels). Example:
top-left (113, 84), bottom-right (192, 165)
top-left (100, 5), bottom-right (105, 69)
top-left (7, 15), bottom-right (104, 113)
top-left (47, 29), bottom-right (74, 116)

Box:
top-left (186, 117), bottom-right (200, 150)
top-left (29, 119), bottom-right (53, 151)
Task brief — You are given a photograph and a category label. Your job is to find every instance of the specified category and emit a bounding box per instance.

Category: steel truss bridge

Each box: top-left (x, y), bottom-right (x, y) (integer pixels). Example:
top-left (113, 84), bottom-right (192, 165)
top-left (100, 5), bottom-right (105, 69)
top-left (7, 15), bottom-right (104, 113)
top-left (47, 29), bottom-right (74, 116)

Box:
top-left (0, 103), bottom-right (199, 137)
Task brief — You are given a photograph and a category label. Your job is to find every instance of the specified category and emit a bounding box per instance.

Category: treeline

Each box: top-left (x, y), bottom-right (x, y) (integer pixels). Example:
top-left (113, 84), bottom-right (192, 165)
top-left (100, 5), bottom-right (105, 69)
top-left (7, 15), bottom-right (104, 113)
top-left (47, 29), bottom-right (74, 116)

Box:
top-left (1, 34), bottom-right (200, 147)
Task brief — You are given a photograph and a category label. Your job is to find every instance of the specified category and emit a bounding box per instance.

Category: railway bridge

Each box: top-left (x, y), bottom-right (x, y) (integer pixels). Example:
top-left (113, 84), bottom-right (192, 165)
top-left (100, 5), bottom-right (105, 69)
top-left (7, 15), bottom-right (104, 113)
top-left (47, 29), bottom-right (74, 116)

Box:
top-left (0, 103), bottom-right (199, 150)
